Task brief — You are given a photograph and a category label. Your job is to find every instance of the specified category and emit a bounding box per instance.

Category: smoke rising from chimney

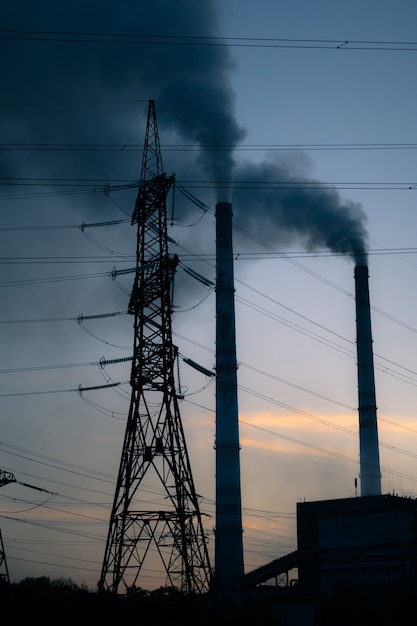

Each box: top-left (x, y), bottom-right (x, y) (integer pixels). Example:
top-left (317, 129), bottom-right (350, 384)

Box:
top-left (134, 4), bottom-right (370, 263)
top-left (2, 0), bottom-right (369, 262)
top-left (232, 157), bottom-right (369, 265)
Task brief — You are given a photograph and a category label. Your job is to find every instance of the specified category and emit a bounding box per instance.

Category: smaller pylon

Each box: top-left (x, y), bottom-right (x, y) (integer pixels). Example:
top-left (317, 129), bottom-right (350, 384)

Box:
top-left (0, 471), bottom-right (14, 585)
top-left (0, 531), bottom-right (10, 584)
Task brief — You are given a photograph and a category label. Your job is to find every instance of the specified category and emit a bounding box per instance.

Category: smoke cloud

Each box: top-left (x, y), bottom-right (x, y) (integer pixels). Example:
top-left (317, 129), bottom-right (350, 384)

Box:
top-left (1, 1), bottom-right (245, 184)
top-left (232, 157), bottom-right (369, 265)
top-left (2, 0), bottom-right (368, 262)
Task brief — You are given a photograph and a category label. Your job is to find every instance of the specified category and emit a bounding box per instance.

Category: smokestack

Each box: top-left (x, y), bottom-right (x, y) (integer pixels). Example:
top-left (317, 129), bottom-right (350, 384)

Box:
top-left (354, 265), bottom-right (382, 496)
top-left (215, 202), bottom-right (244, 587)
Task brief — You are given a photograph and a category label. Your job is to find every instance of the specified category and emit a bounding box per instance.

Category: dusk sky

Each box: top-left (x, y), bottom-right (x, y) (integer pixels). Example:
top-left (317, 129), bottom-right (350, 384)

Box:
top-left (1, 0), bottom-right (417, 589)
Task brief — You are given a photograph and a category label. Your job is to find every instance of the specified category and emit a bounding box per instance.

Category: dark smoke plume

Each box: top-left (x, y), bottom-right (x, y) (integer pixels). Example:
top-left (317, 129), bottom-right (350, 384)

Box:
top-left (2, 0), bottom-right (368, 262)
top-left (1, 1), bottom-right (245, 185)
top-left (232, 157), bottom-right (369, 265)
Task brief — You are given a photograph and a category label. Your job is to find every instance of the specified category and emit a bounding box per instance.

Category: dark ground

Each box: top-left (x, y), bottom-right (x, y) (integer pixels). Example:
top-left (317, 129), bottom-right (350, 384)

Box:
top-left (1, 577), bottom-right (415, 625)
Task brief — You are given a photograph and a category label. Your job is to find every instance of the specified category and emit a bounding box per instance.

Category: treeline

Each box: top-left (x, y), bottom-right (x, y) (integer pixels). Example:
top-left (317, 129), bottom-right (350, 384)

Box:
top-left (0, 577), bottom-right (282, 625)
top-left (1, 577), bottom-right (114, 623)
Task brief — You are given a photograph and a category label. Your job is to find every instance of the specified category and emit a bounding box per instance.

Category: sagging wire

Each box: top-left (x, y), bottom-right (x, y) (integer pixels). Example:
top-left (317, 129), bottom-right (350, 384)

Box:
top-left (0, 470), bottom-right (58, 515)
top-left (80, 228), bottom-right (133, 259)
top-left (171, 261), bottom-right (214, 312)
top-left (181, 263), bottom-right (214, 287)
top-left (175, 287), bottom-right (214, 313)
top-left (77, 394), bottom-right (127, 421)
top-left (180, 377), bottom-right (215, 398)
top-left (75, 317), bottom-right (131, 350)
top-left (170, 179), bottom-right (208, 228)
top-left (175, 182), bottom-right (211, 226)
top-left (0, 492), bottom-right (57, 515)
top-left (103, 183), bottom-right (132, 217)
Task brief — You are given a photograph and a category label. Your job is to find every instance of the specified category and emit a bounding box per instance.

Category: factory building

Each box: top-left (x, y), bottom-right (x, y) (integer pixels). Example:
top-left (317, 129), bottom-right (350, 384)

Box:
top-left (297, 494), bottom-right (417, 597)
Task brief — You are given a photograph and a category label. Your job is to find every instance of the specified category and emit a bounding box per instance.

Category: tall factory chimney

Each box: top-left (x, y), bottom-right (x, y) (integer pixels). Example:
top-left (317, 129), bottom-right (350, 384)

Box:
top-left (215, 202), bottom-right (244, 588)
top-left (354, 265), bottom-right (382, 496)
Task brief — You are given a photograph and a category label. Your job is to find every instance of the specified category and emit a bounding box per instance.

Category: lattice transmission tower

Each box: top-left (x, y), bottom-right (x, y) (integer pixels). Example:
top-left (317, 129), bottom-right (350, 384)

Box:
top-left (99, 101), bottom-right (212, 594)
top-left (0, 530), bottom-right (9, 585)
top-left (0, 470), bottom-right (15, 584)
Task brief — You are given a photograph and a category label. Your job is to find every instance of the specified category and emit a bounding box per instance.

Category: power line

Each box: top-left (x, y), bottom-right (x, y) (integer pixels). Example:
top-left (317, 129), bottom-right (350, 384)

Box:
top-left (0, 177), bottom-right (135, 186)
top-left (171, 202), bottom-right (417, 388)
top-left (184, 397), bottom-right (417, 485)
top-left (0, 257), bottom-right (134, 265)
top-left (238, 384), bottom-right (417, 463)
top-left (0, 381), bottom-right (127, 398)
top-left (235, 292), bottom-right (417, 388)
top-left (178, 180), bottom-right (417, 191)
top-left (0, 310), bottom-right (126, 324)
top-left (173, 204), bottom-right (417, 391)
top-left (0, 354), bottom-right (131, 374)
top-left (0, 181), bottom-right (414, 204)
top-left (0, 464), bottom-right (117, 500)
top-left (1, 142), bottom-right (417, 152)
top-left (0, 270), bottom-right (110, 288)
top-left (1, 30), bottom-right (416, 51)
top-left (0, 217), bottom-right (130, 232)
top-left (1, 249), bottom-right (417, 268)
top-left (0, 514), bottom-right (105, 542)
top-left (1, 177), bottom-right (415, 190)
top-left (6, 544), bottom-right (102, 567)
top-left (0, 182), bottom-right (138, 201)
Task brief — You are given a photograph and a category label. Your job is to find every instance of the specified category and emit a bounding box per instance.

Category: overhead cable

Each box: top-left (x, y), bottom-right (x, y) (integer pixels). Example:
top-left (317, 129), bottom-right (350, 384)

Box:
top-left (1, 30), bottom-right (416, 51)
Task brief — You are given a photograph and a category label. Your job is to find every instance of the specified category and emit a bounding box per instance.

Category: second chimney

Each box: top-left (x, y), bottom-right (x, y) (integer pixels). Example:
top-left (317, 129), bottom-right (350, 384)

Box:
top-left (354, 265), bottom-right (382, 496)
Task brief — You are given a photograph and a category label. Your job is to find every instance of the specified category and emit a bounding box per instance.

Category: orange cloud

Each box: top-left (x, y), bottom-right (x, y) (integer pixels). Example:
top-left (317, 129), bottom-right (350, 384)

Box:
top-left (240, 410), bottom-right (357, 432)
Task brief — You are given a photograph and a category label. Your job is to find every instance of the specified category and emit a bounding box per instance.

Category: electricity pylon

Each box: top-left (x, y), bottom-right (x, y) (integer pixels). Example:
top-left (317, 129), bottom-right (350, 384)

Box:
top-left (99, 101), bottom-right (212, 594)
top-left (0, 530), bottom-right (9, 584)
top-left (0, 470), bottom-right (14, 584)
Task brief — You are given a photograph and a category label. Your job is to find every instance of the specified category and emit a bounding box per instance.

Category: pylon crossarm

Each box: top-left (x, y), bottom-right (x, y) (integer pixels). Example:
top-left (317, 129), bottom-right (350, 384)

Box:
top-left (0, 470), bottom-right (16, 488)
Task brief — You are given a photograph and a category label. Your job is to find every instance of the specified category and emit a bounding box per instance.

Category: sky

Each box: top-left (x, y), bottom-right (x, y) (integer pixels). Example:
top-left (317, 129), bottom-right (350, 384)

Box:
top-left (0, 0), bottom-right (416, 590)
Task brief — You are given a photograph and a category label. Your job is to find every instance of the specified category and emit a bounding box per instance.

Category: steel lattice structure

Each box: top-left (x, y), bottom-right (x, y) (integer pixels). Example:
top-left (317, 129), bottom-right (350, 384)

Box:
top-left (0, 471), bottom-right (14, 584)
top-left (0, 470), bottom-right (15, 489)
top-left (0, 530), bottom-right (9, 584)
top-left (99, 101), bottom-right (212, 594)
